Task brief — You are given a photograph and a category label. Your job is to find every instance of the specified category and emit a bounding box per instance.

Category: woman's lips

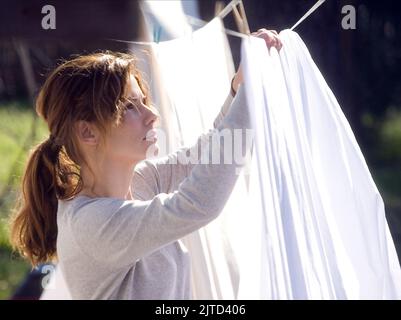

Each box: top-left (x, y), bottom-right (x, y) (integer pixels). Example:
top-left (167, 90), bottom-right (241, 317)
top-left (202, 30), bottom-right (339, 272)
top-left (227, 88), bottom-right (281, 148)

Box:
top-left (143, 129), bottom-right (158, 142)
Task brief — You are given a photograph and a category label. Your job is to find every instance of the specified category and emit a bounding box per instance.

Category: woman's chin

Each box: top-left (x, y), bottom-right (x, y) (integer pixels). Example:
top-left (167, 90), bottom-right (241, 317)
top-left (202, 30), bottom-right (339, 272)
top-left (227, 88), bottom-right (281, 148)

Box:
top-left (144, 142), bottom-right (159, 159)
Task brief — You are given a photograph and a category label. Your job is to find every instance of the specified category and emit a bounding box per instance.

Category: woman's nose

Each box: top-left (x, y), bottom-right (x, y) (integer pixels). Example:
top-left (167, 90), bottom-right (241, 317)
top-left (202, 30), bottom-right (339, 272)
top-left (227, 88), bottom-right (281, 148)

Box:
top-left (144, 106), bottom-right (160, 127)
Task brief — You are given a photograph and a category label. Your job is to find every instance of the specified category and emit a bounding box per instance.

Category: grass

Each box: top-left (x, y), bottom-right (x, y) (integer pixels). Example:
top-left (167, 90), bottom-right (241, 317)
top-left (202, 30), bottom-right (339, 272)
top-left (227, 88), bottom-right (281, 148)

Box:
top-left (0, 101), bottom-right (48, 299)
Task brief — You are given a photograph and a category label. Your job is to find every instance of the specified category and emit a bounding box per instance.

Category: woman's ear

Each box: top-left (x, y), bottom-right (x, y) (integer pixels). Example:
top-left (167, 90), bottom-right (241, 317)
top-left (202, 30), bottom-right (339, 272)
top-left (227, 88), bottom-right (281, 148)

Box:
top-left (76, 120), bottom-right (99, 146)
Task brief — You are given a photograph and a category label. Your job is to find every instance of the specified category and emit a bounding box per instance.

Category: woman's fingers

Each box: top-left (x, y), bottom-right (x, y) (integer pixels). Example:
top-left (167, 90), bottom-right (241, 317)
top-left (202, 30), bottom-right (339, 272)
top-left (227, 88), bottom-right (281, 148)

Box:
top-left (272, 34), bottom-right (282, 50)
top-left (252, 29), bottom-right (283, 51)
top-left (257, 28), bottom-right (278, 37)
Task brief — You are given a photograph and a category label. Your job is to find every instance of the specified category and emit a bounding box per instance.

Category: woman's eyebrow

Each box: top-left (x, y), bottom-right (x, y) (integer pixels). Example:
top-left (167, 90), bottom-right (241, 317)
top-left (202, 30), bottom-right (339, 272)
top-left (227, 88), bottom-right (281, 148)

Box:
top-left (129, 94), bottom-right (146, 102)
top-left (123, 94), bottom-right (146, 105)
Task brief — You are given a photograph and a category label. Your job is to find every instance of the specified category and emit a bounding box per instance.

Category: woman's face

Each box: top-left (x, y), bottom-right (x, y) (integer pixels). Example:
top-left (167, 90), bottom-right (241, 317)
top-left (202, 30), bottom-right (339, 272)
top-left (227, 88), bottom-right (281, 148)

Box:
top-left (103, 74), bottom-right (159, 165)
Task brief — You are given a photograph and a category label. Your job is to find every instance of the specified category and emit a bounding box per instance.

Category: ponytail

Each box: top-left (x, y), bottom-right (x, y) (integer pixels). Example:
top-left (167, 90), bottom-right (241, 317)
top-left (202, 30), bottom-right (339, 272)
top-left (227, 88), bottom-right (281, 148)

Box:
top-left (10, 137), bottom-right (78, 266)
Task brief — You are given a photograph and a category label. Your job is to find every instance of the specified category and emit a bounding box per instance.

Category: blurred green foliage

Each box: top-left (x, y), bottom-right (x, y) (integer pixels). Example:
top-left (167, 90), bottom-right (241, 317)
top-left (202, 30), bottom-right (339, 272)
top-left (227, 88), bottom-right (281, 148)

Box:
top-left (379, 108), bottom-right (401, 163)
top-left (0, 102), bottom-right (48, 299)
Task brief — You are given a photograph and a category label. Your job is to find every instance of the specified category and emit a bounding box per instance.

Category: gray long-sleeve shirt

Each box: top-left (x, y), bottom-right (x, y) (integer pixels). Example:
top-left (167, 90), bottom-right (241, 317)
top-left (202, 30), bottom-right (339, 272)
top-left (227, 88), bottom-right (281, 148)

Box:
top-left (56, 84), bottom-right (250, 299)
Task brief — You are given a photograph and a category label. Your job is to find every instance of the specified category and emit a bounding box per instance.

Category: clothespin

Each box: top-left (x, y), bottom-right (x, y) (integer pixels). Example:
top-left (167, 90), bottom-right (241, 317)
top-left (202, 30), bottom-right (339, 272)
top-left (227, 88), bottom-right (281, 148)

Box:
top-left (216, 0), bottom-right (250, 35)
top-left (291, 0), bottom-right (327, 31)
top-left (214, 1), bottom-right (225, 17)
top-left (153, 26), bottom-right (161, 43)
top-left (232, 0), bottom-right (250, 35)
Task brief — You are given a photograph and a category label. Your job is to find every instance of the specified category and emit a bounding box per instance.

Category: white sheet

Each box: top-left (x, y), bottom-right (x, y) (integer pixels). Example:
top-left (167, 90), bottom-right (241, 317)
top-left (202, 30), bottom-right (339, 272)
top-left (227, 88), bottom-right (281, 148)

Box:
top-left (237, 30), bottom-right (401, 299)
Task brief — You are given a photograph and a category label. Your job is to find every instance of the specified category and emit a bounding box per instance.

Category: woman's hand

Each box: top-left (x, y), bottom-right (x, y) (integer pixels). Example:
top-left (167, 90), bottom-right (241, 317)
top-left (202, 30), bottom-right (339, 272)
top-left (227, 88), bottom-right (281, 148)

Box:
top-left (251, 29), bottom-right (283, 51)
top-left (231, 29), bottom-right (282, 95)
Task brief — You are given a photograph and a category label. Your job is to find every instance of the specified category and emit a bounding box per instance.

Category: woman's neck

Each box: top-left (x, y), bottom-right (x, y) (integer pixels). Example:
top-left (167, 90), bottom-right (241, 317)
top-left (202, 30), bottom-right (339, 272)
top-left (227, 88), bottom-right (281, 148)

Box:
top-left (78, 158), bottom-right (137, 200)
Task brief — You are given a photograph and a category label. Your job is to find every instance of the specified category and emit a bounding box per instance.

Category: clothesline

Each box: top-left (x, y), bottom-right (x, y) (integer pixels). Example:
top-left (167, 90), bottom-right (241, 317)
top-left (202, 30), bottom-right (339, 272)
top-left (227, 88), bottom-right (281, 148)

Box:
top-left (106, 0), bottom-right (326, 46)
top-left (105, 17), bottom-right (248, 46)
top-left (291, 0), bottom-right (327, 30)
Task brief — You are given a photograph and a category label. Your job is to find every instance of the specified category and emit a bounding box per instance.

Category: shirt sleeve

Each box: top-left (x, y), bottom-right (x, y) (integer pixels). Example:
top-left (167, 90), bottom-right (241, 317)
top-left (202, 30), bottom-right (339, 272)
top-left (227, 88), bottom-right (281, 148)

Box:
top-left (131, 91), bottom-right (235, 198)
top-left (70, 84), bottom-right (250, 269)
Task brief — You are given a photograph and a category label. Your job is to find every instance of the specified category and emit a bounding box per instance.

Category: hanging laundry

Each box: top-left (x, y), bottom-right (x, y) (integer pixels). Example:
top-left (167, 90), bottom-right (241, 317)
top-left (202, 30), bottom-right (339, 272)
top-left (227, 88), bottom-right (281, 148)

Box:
top-left (161, 24), bottom-right (401, 300)
top-left (235, 29), bottom-right (401, 299)
top-left (152, 17), bottom-right (235, 149)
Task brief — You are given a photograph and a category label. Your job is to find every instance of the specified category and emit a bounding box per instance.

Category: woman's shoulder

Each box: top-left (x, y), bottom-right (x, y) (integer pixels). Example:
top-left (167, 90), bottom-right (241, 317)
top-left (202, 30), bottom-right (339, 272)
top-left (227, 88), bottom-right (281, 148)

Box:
top-left (58, 195), bottom-right (131, 222)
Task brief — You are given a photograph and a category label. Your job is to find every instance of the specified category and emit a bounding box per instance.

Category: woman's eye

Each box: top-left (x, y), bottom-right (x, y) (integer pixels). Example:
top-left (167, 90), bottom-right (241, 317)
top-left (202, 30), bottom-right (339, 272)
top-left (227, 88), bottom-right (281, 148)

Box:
top-left (124, 97), bottom-right (147, 113)
top-left (126, 103), bottom-right (140, 112)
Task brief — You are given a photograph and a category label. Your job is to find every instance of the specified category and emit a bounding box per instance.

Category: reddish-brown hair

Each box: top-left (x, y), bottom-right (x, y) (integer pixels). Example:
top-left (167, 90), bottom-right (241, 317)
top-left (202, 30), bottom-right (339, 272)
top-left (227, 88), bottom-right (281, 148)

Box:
top-left (10, 51), bottom-right (150, 266)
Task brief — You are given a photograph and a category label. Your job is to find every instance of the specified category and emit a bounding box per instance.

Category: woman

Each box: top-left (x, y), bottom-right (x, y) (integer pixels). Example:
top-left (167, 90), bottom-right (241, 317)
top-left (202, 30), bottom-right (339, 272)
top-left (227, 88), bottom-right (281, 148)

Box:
top-left (11, 30), bottom-right (282, 299)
